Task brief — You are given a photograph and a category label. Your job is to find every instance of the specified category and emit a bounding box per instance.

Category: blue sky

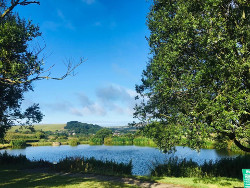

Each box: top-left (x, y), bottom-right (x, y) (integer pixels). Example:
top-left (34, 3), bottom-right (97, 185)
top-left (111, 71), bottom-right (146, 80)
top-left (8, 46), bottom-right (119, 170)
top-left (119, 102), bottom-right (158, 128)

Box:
top-left (17, 0), bottom-right (151, 126)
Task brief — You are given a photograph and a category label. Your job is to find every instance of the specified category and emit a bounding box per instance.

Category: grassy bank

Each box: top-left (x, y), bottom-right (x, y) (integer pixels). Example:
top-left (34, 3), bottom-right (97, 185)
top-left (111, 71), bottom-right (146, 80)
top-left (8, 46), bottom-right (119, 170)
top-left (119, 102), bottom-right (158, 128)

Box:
top-left (150, 176), bottom-right (244, 188)
top-left (0, 167), bottom-right (137, 188)
top-left (0, 152), bottom-right (247, 188)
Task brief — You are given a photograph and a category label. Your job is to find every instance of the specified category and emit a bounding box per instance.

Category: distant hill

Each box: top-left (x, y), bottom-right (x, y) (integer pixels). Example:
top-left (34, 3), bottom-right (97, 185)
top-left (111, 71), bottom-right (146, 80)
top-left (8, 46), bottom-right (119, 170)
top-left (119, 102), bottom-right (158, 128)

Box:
top-left (65, 121), bottom-right (102, 135)
top-left (107, 126), bottom-right (137, 134)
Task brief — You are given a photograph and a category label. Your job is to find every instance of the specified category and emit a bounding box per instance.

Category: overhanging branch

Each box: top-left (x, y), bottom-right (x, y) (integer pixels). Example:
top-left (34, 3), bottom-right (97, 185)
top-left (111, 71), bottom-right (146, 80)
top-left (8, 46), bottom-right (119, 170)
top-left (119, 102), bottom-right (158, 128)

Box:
top-left (228, 133), bottom-right (250, 153)
top-left (0, 58), bottom-right (86, 84)
top-left (1, 0), bottom-right (40, 19)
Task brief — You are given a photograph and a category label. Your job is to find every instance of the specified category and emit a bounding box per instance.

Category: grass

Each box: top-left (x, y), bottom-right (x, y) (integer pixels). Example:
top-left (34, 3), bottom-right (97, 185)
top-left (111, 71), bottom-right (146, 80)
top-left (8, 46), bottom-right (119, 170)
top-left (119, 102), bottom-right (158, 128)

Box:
top-left (0, 152), bottom-right (246, 188)
top-left (151, 155), bottom-right (250, 179)
top-left (56, 157), bottom-right (132, 176)
top-left (8, 124), bottom-right (66, 132)
top-left (0, 143), bottom-right (10, 149)
top-left (150, 176), bottom-right (244, 188)
top-left (0, 152), bottom-right (136, 187)
top-left (0, 167), bottom-right (137, 188)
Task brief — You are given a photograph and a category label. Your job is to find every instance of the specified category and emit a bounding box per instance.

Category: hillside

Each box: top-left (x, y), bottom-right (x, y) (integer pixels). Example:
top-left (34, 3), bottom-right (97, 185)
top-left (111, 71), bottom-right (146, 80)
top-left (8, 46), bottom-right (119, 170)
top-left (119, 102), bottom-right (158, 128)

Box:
top-left (8, 124), bottom-right (66, 132)
top-left (65, 121), bottom-right (102, 135)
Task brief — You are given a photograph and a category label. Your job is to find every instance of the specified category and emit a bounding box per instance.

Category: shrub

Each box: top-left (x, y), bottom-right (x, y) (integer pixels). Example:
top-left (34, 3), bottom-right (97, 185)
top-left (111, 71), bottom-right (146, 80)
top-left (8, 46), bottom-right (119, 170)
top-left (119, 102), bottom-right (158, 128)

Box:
top-left (69, 139), bottom-right (79, 146)
top-left (10, 140), bottom-right (26, 148)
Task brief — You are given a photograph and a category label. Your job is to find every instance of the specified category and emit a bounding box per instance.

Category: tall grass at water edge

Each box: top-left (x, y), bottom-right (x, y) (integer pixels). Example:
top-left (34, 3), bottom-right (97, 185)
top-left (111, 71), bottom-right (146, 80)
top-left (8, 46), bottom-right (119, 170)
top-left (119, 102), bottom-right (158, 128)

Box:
top-left (56, 156), bottom-right (132, 176)
top-left (151, 155), bottom-right (250, 179)
top-left (0, 152), bottom-right (132, 176)
top-left (0, 151), bottom-right (51, 169)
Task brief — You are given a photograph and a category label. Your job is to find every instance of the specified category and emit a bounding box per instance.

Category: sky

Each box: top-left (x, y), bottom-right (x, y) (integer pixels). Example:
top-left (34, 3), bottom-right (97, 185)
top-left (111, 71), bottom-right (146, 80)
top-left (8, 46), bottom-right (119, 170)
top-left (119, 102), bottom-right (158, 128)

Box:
top-left (16, 0), bottom-right (151, 126)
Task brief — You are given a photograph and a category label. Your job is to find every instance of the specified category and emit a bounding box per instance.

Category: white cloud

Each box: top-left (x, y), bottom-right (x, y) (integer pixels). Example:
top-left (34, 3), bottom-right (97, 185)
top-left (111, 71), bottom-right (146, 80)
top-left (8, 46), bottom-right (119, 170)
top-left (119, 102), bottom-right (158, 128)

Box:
top-left (46, 85), bottom-right (138, 119)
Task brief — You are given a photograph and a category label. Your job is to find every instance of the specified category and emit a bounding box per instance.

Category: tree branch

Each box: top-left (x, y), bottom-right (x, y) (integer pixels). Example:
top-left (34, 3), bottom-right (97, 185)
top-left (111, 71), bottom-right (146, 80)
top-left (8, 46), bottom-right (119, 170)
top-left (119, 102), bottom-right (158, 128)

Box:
top-left (0, 58), bottom-right (86, 84)
top-left (1, 0), bottom-right (40, 19)
top-left (228, 133), bottom-right (250, 153)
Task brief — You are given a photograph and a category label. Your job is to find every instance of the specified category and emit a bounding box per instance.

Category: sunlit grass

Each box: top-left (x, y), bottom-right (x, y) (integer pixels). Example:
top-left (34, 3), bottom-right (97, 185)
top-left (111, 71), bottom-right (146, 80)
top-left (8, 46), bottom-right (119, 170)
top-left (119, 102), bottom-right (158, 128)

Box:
top-left (152, 176), bottom-right (244, 188)
top-left (0, 168), bottom-right (137, 188)
top-left (8, 124), bottom-right (66, 132)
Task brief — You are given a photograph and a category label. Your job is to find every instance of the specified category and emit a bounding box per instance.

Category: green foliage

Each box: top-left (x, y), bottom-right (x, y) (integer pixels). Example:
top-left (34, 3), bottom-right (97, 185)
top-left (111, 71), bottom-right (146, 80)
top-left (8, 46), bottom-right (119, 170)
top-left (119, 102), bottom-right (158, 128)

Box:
top-left (35, 131), bottom-right (45, 139)
top-left (94, 128), bottom-right (112, 142)
top-left (65, 121), bottom-right (102, 135)
top-left (104, 136), bottom-right (133, 145)
top-left (90, 137), bottom-right (103, 145)
top-left (10, 139), bottom-right (26, 148)
top-left (133, 136), bottom-right (156, 147)
top-left (0, 2), bottom-right (43, 139)
top-left (151, 155), bottom-right (250, 179)
top-left (0, 151), bottom-right (28, 164)
top-left (55, 157), bottom-right (132, 176)
top-left (135, 0), bottom-right (250, 152)
top-left (69, 139), bottom-right (79, 146)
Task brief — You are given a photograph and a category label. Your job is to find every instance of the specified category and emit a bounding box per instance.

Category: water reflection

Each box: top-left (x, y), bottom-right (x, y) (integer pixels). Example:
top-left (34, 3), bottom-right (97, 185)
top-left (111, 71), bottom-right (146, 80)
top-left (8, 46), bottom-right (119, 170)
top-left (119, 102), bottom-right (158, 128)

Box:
top-left (0, 145), bottom-right (239, 175)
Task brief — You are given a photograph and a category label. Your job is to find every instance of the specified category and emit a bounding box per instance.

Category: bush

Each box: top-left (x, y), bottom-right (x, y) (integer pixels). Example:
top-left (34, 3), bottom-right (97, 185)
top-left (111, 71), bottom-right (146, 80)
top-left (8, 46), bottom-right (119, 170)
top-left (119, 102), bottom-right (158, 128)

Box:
top-left (69, 139), bottom-right (79, 146)
top-left (10, 140), bottom-right (26, 148)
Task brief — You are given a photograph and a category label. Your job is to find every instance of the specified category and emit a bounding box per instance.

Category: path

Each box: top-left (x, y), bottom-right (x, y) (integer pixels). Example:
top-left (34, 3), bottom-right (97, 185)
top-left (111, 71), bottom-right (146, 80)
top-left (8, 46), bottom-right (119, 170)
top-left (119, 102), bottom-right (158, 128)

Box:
top-left (61, 172), bottom-right (185, 188)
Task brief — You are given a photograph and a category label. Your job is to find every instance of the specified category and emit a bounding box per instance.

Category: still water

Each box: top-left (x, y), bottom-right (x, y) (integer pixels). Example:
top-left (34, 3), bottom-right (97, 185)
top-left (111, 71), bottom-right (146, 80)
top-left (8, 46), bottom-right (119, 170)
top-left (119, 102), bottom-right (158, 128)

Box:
top-left (0, 145), bottom-right (238, 175)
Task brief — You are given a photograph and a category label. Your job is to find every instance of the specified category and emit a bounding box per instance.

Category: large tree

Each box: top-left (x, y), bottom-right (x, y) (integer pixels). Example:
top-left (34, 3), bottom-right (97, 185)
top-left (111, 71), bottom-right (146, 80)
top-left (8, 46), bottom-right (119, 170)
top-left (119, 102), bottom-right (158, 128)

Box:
top-left (0, 0), bottom-right (83, 140)
top-left (135, 0), bottom-right (250, 152)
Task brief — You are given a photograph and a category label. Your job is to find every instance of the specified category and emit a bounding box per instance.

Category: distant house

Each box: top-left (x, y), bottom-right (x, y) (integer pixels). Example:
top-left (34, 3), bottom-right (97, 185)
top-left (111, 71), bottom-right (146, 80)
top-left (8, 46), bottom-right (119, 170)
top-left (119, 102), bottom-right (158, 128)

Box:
top-left (113, 131), bottom-right (120, 136)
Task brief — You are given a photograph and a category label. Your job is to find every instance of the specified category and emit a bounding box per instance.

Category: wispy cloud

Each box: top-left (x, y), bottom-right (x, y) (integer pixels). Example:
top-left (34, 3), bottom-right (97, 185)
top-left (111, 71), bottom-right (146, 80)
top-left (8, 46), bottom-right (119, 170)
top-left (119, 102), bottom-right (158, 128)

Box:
top-left (70, 103), bottom-right (106, 116)
top-left (57, 9), bottom-right (65, 20)
top-left (82, 0), bottom-right (96, 5)
top-left (44, 84), bottom-right (137, 119)
top-left (42, 9), bottom-right (75, 31)
top-left (93, 21), bottom-right (102, 27)
top-left (44, 101), bottom-right (73, 112)
top-left (41, 21), bottom-right (60, 31)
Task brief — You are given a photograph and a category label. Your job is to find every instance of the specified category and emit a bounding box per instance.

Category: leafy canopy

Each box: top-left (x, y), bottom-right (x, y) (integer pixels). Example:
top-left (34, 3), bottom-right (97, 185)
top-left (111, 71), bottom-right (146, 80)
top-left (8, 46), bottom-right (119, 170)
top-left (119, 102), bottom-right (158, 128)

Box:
top-left (0, 2), bottom-right (43, 139)
top-left (0, 1), bottom-right (84, 140)
top-left (94, 128), bottom-right (113, 141)
top-left (135, 0), bottom-right (250, 152)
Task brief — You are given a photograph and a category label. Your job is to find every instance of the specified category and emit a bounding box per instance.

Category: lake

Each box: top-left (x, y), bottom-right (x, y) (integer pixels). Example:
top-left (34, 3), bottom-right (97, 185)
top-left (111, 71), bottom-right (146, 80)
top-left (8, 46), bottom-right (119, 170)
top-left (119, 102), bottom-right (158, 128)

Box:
top-left (0, 145), bottom-right (238, 175)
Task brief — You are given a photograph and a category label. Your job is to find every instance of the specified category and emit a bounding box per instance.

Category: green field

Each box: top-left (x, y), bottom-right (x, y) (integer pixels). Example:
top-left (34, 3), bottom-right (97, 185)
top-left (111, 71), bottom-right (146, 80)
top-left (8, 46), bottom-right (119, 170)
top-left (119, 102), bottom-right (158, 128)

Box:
top-left (8, 124), bottom-right (66, 132)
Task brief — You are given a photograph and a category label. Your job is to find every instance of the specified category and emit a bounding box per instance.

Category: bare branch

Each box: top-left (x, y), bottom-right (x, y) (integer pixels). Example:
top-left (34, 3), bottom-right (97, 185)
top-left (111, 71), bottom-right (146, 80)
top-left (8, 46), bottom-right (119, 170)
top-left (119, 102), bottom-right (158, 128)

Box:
top-left (0, 58), bottom-right (86, 84)
top-left (1, 0), bottom-right (40, 19)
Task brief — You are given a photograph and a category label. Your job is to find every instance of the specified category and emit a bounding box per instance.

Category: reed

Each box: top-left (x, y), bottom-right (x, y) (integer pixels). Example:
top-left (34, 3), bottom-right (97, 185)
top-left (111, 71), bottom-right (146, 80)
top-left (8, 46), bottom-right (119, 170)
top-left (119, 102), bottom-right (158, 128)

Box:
top-left (151, 155), bottom-right (250, 179)
top-left (0, 151), bottom-right (28, 164)
top-left (104, 136), bottom-right (133, 145)
top-left (56, 156), bottom-right (132, 176)
top-left (133, 136), bottom-right (156, 147)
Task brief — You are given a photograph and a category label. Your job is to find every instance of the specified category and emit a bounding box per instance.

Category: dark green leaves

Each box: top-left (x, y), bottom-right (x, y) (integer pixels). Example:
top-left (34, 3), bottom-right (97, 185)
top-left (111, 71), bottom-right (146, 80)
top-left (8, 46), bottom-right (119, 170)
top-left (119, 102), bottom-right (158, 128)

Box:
top-left (135, 0), bottom-right (250, 152)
